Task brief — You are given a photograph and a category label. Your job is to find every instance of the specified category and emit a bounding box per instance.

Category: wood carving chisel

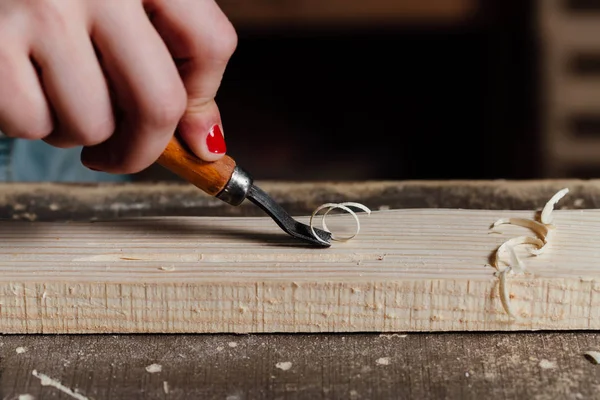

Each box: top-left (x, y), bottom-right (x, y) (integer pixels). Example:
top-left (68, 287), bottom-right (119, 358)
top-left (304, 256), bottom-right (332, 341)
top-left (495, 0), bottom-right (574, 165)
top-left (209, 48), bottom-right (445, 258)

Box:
top-left (157, 136), bottom-right (332, 247)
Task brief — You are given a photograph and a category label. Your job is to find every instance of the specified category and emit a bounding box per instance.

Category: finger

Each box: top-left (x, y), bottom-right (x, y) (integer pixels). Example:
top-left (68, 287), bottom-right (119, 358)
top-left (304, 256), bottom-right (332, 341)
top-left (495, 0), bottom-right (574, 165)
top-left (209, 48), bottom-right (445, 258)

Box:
top-left (81, 1), bottom-right (186, 174)
top-left (147, 0), bottom-right (237, 161)
top-left (0, 49), bottom-right (53, 140)
top-left (30, 21), bottom-right (114, 148)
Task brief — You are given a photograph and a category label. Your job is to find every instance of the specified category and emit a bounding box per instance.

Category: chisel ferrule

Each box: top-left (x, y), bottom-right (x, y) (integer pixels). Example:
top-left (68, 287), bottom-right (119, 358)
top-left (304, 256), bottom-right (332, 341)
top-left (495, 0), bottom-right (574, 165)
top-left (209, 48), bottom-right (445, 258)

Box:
top-left (216, 165), bottom-right (253, 206)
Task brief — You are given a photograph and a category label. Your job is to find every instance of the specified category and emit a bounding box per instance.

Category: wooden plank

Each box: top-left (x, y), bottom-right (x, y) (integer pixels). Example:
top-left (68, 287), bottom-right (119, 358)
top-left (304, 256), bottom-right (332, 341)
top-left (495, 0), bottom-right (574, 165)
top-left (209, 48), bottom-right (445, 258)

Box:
top-left (1, 206), bottom-right (599, 334)
top-left (0, 180), bottom-right (594, 221)
top-left (4, 332), bottom-right (600, 400)
top-left (2, 180), bottom-right (600, 399)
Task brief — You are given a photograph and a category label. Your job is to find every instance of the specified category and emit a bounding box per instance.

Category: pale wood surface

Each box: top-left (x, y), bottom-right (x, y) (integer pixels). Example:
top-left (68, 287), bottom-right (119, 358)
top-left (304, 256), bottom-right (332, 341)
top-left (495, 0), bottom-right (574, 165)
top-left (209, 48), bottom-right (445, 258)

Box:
top-left (2, 207), bottom-right (598, 334)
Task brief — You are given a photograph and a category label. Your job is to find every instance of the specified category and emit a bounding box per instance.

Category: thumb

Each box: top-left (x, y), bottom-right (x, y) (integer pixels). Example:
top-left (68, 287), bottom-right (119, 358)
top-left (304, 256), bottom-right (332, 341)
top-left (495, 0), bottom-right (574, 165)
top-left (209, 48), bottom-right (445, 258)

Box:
top-left (177, 99), bottom-right (226, 162)
top-left (146, 0), bottom-right (237, 163)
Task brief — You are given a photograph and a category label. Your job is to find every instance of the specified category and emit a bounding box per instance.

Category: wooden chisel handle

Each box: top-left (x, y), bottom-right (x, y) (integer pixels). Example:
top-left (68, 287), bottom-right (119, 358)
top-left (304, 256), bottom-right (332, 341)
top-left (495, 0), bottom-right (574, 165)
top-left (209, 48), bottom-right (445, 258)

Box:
top-left (157, 136), bottom-right (237, 197)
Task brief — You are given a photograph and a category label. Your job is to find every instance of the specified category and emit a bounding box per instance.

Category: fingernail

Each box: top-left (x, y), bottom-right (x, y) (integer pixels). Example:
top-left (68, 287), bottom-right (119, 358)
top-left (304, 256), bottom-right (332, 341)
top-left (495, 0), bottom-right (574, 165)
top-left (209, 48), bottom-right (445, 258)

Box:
top-left (206, 125), bottom-right (226, 154)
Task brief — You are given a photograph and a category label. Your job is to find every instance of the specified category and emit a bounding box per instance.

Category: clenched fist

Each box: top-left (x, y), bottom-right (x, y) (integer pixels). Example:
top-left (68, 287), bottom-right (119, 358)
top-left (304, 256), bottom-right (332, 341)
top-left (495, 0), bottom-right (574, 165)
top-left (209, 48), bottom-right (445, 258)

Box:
top-left (0, 0), bottom-right (237, 173)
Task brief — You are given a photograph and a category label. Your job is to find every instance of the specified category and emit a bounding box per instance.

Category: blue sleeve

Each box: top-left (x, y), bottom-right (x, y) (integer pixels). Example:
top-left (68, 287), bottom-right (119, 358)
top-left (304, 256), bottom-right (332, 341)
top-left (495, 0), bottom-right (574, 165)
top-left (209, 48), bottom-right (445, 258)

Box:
top-left (0, 135), bottom-right (131, 182)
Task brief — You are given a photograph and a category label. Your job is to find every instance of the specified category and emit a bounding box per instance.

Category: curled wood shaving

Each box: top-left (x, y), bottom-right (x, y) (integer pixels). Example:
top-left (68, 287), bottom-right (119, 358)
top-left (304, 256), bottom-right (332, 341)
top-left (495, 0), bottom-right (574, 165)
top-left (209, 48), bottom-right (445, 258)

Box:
top-left (496, 266), bottom-right (516, 319)
top-left (493, 236), bottom-right (544, 272)
top-left (309, 202), bottom-right (371, 245)
top-left (492, 218), bottom-right (550, 242)
top-left (507, 244), bottom-right (526, 275)
top-left (495, 244), bottom-right (526, 318)
top-left (540, 188), bottom-right (569, 225)
top-left (490, 188), bottom-right (570, 319)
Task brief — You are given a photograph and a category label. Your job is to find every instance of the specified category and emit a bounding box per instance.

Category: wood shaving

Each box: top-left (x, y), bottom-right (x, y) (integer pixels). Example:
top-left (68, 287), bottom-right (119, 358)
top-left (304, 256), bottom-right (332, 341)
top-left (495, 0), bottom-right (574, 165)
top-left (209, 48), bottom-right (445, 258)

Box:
top-left (145, 363), bottom-right (162, 373)
top-left (490, 188), bottom-right (569, 319)
top-left (32, 370), bottom-right (89, 400)
top-left (493, 236), bottom-right (544, 272)
top-left (309, 202), bottom-right (371, 245)
top-left (380, 333), bottom-right (407, 339)
top-left (275, 361), bottom-right (292, 371)
top-left (538, 359), bottom-right (557, 369)
top-left (496, 266), bottom-right (516, 319)
top-left (376, 357), bottom-right (390, 365)
top-left (507, 244), bottom-right (526, 274)
top-left (492, 218), bottom-right (551, 242)
top-left (583, 351), bottom-right (600, 365)
top-left (540, 188), bottom-right (569, 225)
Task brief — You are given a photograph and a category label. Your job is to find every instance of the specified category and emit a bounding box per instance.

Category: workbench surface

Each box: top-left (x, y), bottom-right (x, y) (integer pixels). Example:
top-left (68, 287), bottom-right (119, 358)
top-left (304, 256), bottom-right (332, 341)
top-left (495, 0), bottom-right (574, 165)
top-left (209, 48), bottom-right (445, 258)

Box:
top-left (1, 179), bottom-right (600, 399)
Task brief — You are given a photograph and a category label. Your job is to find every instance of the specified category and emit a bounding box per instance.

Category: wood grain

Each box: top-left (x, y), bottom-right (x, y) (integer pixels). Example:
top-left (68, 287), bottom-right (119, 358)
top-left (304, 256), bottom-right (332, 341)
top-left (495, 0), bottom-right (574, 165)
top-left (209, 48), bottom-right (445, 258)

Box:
top-left (4, 332), bottom-right (600, 400)
top-left (1, 207), bottom-right (599, 334)
top-left (156, 136), bottom-right (235, 196)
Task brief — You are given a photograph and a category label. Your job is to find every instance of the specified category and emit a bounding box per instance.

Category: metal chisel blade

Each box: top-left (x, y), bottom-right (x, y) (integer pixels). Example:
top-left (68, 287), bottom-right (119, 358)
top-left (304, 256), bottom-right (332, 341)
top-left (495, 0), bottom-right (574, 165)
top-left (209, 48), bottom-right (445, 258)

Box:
top-left (246, 185), bottom-right (332, 247)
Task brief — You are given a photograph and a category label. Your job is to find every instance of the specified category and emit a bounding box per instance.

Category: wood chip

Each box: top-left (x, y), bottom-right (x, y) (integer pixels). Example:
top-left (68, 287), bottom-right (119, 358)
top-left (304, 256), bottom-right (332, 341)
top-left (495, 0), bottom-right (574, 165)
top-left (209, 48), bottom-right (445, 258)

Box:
top-left (145, 364), bottom-right (162, 373)
top-left (540, 188), bottom-right (569, 224)
top-left (584, 351), bottom-right (600, 364)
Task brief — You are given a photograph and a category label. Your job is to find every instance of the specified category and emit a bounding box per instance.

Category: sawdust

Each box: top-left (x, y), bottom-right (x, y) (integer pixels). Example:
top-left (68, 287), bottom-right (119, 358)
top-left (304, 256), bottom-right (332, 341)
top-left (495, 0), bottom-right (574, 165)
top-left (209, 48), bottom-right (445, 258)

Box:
top-left (539, 359), bottom-right (557, 369)
top-left (275, 361), bottom-right (292, 371)
top-left (32, 370), bottom-right (89, 400)
top-left (145, 363), bottom-right (162, 373)
top-left (583, 351), bottom-right (600, 365)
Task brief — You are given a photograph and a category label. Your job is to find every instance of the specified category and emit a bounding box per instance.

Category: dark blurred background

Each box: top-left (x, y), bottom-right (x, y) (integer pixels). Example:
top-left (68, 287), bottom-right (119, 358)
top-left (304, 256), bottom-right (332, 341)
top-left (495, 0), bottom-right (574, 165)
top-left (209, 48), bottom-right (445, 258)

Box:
top-left (139, 0), bottom-right (600, 182)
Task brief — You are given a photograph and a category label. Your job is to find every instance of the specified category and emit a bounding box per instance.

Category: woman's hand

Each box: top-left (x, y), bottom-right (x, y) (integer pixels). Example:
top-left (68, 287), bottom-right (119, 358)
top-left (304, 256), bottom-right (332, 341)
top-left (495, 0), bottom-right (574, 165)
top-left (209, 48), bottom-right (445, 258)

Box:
top-left (0, 0), bottom-right (237, 173)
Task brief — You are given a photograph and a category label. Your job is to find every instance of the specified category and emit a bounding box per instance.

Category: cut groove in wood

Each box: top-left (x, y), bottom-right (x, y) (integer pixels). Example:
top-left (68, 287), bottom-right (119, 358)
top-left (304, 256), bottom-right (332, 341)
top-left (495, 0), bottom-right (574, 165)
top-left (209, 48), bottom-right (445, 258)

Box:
top-left (1, 208), bottom-right (599, 333)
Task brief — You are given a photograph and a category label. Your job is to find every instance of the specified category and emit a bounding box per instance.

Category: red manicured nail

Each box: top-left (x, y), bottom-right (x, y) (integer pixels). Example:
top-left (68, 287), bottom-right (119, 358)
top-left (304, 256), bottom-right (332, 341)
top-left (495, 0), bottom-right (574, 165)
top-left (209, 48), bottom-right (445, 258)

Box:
top-left (206, 125), bottom-right (226, 154)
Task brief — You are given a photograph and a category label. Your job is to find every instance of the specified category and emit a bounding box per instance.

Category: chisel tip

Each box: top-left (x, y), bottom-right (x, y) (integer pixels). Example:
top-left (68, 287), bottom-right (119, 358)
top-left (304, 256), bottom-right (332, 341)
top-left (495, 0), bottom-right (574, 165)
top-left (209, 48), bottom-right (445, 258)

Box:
top-left (247, 185), bottom-right (332, 247)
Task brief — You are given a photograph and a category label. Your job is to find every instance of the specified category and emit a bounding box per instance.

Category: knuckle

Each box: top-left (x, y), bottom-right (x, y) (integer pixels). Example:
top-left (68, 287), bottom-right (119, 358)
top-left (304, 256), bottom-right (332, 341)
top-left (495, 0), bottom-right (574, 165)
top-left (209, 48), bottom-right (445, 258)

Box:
top-left (29, 1), bottom-right (69, 35)
top-left (219, 24), bottom-right (239, 59)
top-left (144, 86), bottom-right (187, 128)
top-left (74, 117), bottom-right (115, 146)
top-left (202, 23), bottom-right (238, 62)
top-left (6, 117), bottom-right (53, 140)
top-left (0, 89), bottom-right (53, 140)
top-left (12, 125), bottom-right (52, 140)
